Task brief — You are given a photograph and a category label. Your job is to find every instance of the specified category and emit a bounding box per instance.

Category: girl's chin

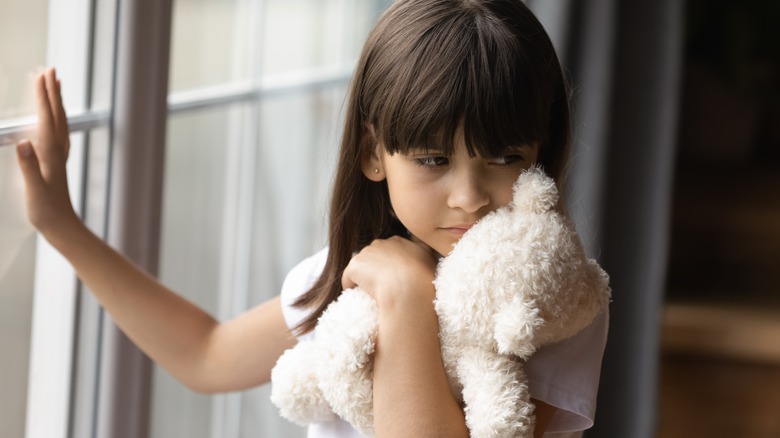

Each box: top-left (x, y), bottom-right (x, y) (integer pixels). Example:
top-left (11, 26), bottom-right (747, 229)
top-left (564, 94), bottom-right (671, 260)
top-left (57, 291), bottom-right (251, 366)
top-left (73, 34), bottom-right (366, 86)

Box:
top-left (408, 234), bottom-right (446, 259)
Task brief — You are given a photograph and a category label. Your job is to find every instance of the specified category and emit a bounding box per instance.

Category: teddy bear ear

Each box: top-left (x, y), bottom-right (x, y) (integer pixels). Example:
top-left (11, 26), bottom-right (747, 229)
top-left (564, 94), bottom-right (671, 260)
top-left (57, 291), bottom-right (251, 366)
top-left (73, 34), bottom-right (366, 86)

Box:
top-left (512, 166), bottom-right (559, 213)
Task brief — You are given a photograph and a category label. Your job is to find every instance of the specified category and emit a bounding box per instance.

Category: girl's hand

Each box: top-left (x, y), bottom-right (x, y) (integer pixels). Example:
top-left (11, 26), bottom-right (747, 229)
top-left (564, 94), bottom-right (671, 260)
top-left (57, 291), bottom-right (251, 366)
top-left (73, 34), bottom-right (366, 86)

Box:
top-left (16, 68), bottom-right (79, 238)
top-left (341, 236), bottom-right (439, 311)
top-left (348, 237), bottom-right (468, 436)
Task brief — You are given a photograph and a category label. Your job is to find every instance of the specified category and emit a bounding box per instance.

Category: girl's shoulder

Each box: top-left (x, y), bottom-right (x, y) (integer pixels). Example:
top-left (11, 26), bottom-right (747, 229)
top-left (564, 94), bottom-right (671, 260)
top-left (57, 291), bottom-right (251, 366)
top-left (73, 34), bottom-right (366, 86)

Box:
top-left (279, 247), bottom-right (329, 338)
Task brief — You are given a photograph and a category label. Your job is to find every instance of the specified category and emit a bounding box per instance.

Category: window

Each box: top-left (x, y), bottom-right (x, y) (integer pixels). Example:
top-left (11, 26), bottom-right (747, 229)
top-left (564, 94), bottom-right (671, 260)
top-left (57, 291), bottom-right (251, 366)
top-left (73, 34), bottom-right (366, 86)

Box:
top-left (0, 6), bottom-right (50, 432)
top-left (0, 0), bottom-right (390, 437)
top-left (1, 0), bottom-right (114, 437)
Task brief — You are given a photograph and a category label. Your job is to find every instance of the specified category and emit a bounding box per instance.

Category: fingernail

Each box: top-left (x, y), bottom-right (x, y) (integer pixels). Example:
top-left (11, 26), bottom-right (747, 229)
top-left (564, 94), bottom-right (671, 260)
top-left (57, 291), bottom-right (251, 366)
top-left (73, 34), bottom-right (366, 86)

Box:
top-left (17, 141), bottom-right (32, 158)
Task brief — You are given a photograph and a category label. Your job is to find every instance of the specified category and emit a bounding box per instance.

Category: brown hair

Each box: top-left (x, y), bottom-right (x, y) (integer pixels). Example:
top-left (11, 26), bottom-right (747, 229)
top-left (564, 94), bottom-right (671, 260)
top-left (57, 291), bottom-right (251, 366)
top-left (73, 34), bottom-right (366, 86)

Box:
top-left (293, 0), bottom-right (571, 334)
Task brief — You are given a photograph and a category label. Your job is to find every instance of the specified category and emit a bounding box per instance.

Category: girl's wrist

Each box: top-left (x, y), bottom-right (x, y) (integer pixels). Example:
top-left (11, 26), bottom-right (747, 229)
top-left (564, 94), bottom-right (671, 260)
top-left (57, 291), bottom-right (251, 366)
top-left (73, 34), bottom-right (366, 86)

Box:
top-left (41, 212), bottom-right (90, 252)
top-left (375, 275), bottom-right (436, 318)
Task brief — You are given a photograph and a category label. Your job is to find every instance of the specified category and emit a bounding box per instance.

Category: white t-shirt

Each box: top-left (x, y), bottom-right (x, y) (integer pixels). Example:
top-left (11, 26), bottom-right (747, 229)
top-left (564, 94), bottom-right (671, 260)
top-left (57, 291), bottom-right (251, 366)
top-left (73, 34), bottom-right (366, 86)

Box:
top-left (279, 248), bottom-right (609, 438)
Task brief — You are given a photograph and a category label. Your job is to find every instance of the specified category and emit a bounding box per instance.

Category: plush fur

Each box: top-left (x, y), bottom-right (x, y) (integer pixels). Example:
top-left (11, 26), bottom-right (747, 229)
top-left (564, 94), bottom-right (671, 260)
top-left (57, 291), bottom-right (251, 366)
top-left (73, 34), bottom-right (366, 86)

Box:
top-left (270, 167), bottom-right (611, 437)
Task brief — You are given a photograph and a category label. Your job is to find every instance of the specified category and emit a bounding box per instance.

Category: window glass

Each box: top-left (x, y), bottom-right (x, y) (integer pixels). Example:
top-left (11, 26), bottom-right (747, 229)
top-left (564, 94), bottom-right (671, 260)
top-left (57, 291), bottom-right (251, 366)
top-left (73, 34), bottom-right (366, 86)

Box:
top-left (69, 128), bottom-right (111, 438)
top-left (0, 146), bottom-right (38, 438)
top-left (248, 87), bottom-right (345, 283)
top-left (89, 0), bottom-right (119, 111)
top-left (0, 2), bottom-right (49, 436)
top-left (260, 0), bottom-right (345, 75)
top-left (260, 0), bottom-right (385, 76)
top-left (157, 2), bottom-right (390, 436)
top-left (169, 0), bottom-right (256, 92)
top-left (238, 85), bottom-right (348, 438)
top-left (153, 103), bottom-right (251, 438)
top-left (0, 0), bottom-right (48, 120)
top-left (154, 87), bottom-right (348, 438)
top-left (1, 0), bottom-right (116, 433)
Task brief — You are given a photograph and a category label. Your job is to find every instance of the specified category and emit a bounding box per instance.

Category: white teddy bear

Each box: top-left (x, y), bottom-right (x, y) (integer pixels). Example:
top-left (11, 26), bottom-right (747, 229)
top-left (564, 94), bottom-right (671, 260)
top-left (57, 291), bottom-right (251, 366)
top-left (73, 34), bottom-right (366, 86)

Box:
top-left (270, 167), bottom-right (611, 437)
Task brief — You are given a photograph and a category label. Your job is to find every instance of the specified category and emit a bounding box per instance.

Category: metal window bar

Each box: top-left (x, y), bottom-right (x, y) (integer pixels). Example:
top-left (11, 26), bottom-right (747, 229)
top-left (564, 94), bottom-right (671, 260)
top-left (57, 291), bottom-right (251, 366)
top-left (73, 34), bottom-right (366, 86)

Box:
top-left (0, 66), bottom-right (355, 148)
top-left (0, 111), bottom-right (111, 146)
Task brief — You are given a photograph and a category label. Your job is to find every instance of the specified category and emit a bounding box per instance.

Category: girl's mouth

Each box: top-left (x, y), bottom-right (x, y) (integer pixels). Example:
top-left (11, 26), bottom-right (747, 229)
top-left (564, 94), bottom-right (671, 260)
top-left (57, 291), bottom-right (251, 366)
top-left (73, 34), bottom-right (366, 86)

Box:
top-left (441, 224), bottom-right (473, 235)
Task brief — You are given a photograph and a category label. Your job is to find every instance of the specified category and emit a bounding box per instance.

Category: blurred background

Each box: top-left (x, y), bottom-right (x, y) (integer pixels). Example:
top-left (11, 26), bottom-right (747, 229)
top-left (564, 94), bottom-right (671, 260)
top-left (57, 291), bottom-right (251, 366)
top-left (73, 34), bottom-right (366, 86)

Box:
top-left (0, 0), bottom-right (777, 438)
top-left (660, 0), bottom-right (780, 436)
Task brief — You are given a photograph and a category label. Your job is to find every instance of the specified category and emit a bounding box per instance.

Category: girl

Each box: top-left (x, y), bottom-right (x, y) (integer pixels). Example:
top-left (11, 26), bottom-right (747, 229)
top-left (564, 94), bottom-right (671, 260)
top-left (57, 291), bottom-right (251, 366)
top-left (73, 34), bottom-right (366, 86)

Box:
top-left (16, 0), bottom-right (608, 437)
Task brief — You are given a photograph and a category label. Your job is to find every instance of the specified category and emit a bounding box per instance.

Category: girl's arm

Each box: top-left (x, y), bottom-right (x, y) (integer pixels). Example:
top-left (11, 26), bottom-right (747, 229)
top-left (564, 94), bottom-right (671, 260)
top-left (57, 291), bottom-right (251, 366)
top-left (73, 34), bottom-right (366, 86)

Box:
top-left (343, 236), bottom-right (468, 437)
top-left (16, 69), bottom-right (294, 393)
top-left (343, 236), bottom-right (556, 437)
top-left (533, 400), bottom-right (556, 437)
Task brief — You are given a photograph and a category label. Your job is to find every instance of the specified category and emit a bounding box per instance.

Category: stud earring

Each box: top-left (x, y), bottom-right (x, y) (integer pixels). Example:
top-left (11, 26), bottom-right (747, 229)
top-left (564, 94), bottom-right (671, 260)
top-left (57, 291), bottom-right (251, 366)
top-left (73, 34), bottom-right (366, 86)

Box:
top-left (373, 168), bottom-right (380, 174)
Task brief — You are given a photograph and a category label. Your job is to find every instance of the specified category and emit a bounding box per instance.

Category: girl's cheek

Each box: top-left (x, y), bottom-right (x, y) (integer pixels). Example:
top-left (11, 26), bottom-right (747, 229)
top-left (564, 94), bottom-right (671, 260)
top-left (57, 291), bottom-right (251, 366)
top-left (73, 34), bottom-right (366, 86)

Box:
top-left (491, 174), bottom-right (519, 207)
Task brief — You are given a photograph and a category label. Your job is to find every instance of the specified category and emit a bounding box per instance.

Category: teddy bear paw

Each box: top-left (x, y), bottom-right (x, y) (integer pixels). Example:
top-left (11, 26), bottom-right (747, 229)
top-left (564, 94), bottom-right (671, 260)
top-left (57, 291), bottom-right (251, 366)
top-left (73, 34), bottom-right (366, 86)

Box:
top-left (270, 342), bottom-right (336, 425)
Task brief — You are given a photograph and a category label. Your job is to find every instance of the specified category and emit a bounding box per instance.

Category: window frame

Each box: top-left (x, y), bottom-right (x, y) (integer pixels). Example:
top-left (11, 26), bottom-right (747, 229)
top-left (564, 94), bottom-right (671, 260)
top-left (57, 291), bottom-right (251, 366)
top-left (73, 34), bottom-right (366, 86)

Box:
top-left (1, 1), bottom-right (391, 437)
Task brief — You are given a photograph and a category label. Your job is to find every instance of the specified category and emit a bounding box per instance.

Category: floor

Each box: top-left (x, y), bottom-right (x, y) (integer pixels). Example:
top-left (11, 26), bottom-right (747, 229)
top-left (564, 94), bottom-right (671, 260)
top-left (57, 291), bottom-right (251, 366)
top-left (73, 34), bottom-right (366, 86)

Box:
top-left (658, 353), bottom-right (780, 438)
top-left (657, 302), bottom-right (780, 438)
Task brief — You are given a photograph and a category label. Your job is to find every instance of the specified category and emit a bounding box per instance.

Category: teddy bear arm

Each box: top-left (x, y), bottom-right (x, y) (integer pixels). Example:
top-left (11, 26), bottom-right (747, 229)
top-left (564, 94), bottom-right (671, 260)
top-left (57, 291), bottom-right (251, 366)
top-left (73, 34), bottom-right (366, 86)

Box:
top-left (270, 341), bottom-right (335, 425)
top-left (270, 288), bottom-right (380, 433)
top-left (457, 349), bottom-right (535, 438)
top-left (493, 296), bottom-right (546, 358)
top-left (316, 289), bottom-right (379, 437)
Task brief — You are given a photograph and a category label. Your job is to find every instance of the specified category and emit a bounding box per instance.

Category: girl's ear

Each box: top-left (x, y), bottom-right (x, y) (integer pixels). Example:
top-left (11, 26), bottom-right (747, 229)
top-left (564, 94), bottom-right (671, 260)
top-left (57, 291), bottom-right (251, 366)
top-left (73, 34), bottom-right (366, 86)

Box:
top-left (360, 125), bottom-right (386, 181)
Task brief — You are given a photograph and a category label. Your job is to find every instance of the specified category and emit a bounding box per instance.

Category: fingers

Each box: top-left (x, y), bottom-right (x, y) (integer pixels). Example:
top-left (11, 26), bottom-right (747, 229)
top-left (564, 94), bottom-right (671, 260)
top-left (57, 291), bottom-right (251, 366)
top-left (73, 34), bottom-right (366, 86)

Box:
top-left (45, 69), bottom-right (68, 141)
top-left (340, 237), bottom-right (438, 295)
top-left (31, 68), bottom-right (71, 177)
top-left (16, 69), bottom-right (75, 232)
top-left (16, 140), bottom-right (44, 190)
top-left (35, 68), bottom-right (69, 149)
top-left (54, 78), bottom-right (70, 157)
top-left (35, 70), bottom-right (56, 149)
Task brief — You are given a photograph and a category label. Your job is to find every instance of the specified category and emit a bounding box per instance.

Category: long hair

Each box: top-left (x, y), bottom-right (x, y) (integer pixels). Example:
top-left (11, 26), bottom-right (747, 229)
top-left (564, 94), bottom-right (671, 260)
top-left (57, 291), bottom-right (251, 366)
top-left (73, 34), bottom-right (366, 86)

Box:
top-left (293, 0), bottom-right (571, 334)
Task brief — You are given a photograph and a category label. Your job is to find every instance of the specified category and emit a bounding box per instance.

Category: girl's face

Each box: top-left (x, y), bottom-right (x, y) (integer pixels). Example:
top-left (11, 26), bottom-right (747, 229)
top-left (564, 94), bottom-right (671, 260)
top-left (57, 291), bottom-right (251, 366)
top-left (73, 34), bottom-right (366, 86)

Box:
top-left (365, 136), bottom-right (539, 257)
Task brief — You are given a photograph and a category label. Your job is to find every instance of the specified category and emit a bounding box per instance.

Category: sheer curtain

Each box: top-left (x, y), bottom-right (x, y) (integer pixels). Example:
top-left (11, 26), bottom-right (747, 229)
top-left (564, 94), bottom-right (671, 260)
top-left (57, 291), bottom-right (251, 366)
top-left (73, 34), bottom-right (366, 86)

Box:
top-left (150, 2), bottom-right (390, 437)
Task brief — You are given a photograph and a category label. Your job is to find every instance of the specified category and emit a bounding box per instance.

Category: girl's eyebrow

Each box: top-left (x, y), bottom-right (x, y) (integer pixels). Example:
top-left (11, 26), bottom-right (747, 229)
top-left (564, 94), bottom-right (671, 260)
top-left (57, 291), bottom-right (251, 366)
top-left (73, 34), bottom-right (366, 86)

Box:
top-left (506, 143), bottom-right (536, 150)
top-left (500, 143), bottom-right (536, 154)
top-left (497, 144), bottom-right (532, 152)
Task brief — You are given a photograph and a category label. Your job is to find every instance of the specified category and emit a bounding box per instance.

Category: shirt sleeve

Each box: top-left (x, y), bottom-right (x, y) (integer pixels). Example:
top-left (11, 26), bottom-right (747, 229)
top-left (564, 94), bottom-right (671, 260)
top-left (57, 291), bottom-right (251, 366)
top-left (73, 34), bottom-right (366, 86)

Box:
top-left (525, 309), bottom-right (610, 434)
top-left (279, 247), bottom-right (329, 341)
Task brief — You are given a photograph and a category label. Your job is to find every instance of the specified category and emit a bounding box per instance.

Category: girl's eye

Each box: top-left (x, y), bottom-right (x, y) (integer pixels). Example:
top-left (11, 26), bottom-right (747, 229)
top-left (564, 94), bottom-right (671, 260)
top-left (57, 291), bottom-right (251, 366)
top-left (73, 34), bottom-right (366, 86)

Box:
top-left (490, 154), bottom-right (525, 165)
top-left (414, 156), bottom-right (450, 167)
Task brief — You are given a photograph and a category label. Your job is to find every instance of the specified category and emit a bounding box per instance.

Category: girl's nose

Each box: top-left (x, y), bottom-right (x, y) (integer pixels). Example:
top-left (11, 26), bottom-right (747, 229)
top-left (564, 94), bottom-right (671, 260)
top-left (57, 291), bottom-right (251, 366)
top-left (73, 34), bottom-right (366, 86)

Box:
top-left (447, 170), bottom-right (490, 213)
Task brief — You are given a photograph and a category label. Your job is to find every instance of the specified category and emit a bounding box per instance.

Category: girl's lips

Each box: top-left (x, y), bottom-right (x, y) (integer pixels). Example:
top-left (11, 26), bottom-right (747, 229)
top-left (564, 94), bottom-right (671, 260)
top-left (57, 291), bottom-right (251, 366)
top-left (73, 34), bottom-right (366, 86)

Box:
top-left (441, 224), bottom-right (474, 234)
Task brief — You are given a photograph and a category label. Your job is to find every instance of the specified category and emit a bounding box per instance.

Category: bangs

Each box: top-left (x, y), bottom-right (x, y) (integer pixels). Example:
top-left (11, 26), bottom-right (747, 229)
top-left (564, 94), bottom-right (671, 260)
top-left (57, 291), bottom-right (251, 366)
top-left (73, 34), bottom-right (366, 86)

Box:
top-left (362, 1), bottom-right (557, 159)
